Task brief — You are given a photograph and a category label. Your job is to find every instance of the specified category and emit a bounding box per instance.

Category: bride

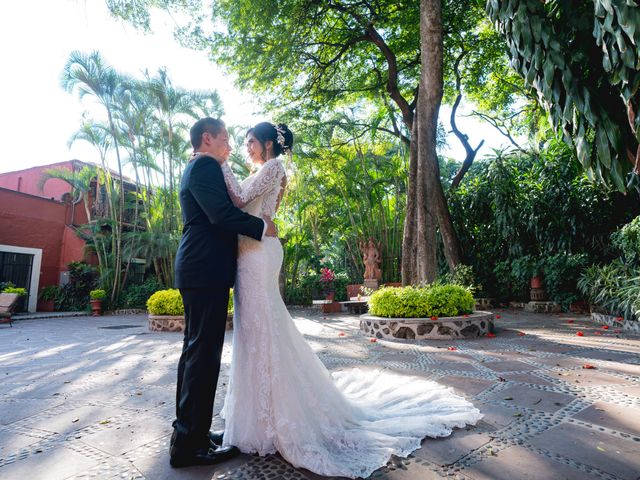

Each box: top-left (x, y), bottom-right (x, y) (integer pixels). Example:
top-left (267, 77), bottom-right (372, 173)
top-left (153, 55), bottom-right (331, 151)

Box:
top-left (219, 122), bottom-right (482, 478)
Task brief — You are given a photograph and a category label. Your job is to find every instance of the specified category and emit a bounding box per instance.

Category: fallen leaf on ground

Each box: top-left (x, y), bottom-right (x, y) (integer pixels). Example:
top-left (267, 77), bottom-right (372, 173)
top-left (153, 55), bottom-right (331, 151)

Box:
top-left (518, 332), bottom-right (525, 336)
top-left (567, 320), bottom-right (574, 324)
top-left (513, 412), bottom-right (522, 417)
top-left (99, 420), bottom-right (111, 425)
top-left (602, 325), bottom-right (609, 330)
top-left (447, 346), bottom-right (457, 351)
top-left (487, 333), bottom-right (496, 338)
top-left (71, 418), bottom-right (79, 423)
top-left (596, 446), bottom-right (606, 452)
top-left (582, 364), bottom-right (596, 369)
top-left (338, 332), bottom-right (346, 337)
top-left (495, 315), bottom-right (501, 319)
top-left (576, 331), bottom-right (584, 336)
top-left (503, 396), bottom-right (513, 400)
top-left (369, 338), bottom-right (377, 343)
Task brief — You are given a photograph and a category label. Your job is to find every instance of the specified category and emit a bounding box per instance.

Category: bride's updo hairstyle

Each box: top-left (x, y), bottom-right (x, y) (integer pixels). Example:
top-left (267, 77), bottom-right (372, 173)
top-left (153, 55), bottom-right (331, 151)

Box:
top-left (248, 122), bottom-right (294, 159)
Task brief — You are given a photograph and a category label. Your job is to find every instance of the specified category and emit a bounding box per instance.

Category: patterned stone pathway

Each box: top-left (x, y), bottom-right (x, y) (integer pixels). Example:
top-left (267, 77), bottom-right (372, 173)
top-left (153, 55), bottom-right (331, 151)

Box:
top-left (0, 308), bottom-right (639, 479)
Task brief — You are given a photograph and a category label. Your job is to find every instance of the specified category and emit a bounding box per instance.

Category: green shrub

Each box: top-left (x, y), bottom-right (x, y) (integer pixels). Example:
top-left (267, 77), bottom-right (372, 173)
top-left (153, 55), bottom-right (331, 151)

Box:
top-left (122, 277), bottom-right (163, 309)
top-left (578, 262), bottom-right (640, 321)
top-left (285, 271), bottom-right (351, 304)
top-left (612, 214), bottom-right (640, 268)
top-left (2, 287), bottom-right (27, 296)
top-left (146, 289), bottom-right (235, 316)
top-left (39, 285), bottom-right (61, 302)
top-left (147, 289), bottom-right (184, 316)
top-left (441, 264), bottom-right (481, 296)
top-left (89, 289), bottom-right (106, 300)
top-left (542, 253), bottom-right (589, 308)
top-left (368, 284), bottom-right (474, 318)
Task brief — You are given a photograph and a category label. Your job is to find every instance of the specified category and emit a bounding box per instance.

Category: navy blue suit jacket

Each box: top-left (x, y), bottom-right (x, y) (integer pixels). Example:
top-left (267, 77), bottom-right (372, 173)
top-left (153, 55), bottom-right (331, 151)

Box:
top-left (174, 155), bottom-right (264, 289)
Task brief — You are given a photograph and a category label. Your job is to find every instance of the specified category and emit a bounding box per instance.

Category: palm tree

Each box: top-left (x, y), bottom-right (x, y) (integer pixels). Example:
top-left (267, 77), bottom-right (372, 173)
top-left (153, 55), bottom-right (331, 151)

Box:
top-left (62, 50), bottom-right (126, 303)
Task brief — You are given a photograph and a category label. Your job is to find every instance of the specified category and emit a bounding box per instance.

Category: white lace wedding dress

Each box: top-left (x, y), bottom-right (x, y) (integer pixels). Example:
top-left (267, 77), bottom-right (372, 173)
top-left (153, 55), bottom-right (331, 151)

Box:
top-left (220, 157), bottom-right (482, 478)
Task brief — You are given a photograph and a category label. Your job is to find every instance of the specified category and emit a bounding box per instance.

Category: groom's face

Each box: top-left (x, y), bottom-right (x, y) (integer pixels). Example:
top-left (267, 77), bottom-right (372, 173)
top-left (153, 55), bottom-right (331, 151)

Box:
top-left (204, 128), bottom-right (231, 163)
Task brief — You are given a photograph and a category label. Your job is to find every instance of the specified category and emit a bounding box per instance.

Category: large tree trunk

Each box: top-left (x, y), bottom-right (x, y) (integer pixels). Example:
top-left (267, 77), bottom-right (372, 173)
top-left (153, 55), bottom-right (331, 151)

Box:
top-left (402, 107), bottom-right (438, 285)
top-left (421, 0), bottom-right (462, 272)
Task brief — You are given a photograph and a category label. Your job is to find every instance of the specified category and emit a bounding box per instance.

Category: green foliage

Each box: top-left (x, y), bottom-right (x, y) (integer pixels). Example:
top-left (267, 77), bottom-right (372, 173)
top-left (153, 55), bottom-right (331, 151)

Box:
top-left (0, 281), bottom-right (15, 291)
top-left (449, 143), bottom-right (640, 301)
top-left (440, 264), bottom-right (481, 295)
top-left (56, 262), bottom-right (98, 311)
top-left (89, 289), bottom-right (107, 300)
top-left (146, 288), bottom-right (235, 315)
top-left (120, 277), bottom-right (163, 309)
top-left (146, 289), bottom-right (184, 316)
top-left (578, 216), bottom-right (640, 320)
top-left (2, 287), bottom-right (27, 296)
top-left (368, 285), bottom-right (474, 318)
top-left (611, 215), bottom-right (640, 268)
top-left (578, 262), bottom-right (640, 320)
top-left (487, 0), bottom-right (640, 191)
top-left (285, 271), bottom-right (351, 305)
top-left (39, 285), bottom-right (61, 302)
top-left (541, 254), bottom-right (589, 308)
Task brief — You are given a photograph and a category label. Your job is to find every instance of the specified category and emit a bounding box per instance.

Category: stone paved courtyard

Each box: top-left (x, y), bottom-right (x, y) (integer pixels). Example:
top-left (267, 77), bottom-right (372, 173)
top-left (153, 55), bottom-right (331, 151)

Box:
top-left (1, 308), bottom-right (639, 480)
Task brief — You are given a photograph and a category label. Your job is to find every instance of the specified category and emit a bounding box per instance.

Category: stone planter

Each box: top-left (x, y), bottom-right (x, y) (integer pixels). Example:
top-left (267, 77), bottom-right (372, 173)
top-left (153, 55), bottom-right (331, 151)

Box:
top-left (591, 312), bottom-right (640, 333)
top-left (148, 314), bottom-right (184, 332)
top-left (148, 314), bottom-right (234, 332)
top-left (360, 311), bottom-right (494, 340)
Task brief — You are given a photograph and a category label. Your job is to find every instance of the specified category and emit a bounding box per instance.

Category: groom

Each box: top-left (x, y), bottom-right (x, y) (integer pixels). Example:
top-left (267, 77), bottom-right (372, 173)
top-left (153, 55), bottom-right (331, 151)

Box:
top-left (170, 117), bottom-right (275, 467)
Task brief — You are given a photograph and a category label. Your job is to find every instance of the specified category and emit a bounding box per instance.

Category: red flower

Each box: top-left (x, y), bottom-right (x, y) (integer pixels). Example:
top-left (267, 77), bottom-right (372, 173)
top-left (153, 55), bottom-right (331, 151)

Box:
top-left (430, 316), bottom-right (438, 321)
top-left (518, 332), bottom-right (526, 336)
top-left (615, 316), bottom-right (624, 322)
top-left (576, 331), bottom-right (584, 336)
top-left (447, 346), bottom-right (457, 351)
top-left (463, 314), bottom-right (470, 318)
top-left (582, 364), bottom-right (596, 369)
top-left (602, 325), bottom-right (609, 330)
top-left (487, 333), bottom-right (496, 338)
top-left (338, 332), bottom-right (346, 337)
top-left (369, 338), bottom-right (377, 343)
top-left (567, 319), bottom-right (574, 324)
top-left (495, 315), bottom-right (502, 319)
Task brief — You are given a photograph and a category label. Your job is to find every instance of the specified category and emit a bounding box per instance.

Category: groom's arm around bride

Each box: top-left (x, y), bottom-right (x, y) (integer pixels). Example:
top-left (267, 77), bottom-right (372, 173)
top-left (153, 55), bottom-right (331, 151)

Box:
top-left (171, 117), bottom-right (271, 468)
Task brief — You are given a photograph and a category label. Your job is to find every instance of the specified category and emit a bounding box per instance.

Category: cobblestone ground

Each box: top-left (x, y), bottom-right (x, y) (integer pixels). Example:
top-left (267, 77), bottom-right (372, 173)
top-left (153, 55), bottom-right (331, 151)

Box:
top-left (1, 308), bottom-right (639, 480)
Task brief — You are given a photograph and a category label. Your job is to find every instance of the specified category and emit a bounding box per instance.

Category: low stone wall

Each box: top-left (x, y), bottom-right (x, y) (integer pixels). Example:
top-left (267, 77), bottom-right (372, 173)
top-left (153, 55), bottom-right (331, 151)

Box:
top-left (360, 311), bottom-right (494, 340)
top-left (148, 314), bottom-right (234, 332)
top-left (591, 312), bottom-right (640, 333)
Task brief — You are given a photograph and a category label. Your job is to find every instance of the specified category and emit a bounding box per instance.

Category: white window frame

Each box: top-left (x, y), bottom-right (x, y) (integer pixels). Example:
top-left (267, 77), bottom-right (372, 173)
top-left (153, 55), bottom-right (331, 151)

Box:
top-left (0, 244), bottom-right (43, 313)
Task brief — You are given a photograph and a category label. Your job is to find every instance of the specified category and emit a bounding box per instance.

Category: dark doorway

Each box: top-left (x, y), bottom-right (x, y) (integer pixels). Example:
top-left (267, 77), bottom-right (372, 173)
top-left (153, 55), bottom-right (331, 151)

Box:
top-left (0, 251), bottom-right (33, 312)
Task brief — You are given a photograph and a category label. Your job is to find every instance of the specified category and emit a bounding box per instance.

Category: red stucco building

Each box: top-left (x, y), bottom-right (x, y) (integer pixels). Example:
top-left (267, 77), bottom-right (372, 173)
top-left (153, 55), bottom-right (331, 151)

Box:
top-left (0, 160), bottom-right (135, 312)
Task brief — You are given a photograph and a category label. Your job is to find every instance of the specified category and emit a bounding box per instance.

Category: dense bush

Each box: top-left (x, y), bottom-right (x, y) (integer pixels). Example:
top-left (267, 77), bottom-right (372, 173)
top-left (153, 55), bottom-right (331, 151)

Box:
top-left (285, 271), bottom-right (350, 304)
top-left (56, 262), bottom-right (98, 311)
top-left (147, 289), bottom-right (185, 316)
top-left (578, 216), bottom-right (640, 321)
top-left (121, 277), bottom-right (163, 309)
top-left (89, 289), bottom-right (106, 300)
top-left (449, 142), bottom-right (640, 302)
top-left (368, 284), bottom-right (474, 318)
top-left (147, 288), bottom-right (235, 316)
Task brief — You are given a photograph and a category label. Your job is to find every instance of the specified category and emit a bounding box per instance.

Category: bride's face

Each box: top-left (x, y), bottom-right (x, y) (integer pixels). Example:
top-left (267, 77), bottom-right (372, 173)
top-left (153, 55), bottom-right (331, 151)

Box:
top-left (246, 132), bottom-right (264, 164)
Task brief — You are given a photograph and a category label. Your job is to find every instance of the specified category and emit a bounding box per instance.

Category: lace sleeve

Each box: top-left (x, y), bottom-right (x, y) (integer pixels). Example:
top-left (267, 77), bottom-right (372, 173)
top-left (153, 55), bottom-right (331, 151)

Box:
top-left (221, 160), bottom-right (284, 209)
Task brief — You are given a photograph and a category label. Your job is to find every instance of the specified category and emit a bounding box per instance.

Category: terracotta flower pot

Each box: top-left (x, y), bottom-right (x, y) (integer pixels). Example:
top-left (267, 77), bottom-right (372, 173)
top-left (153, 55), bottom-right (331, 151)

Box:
top-left (530, 276), bottom-right (543, 289)
top-left (90, 299), bottom-right (103, 316)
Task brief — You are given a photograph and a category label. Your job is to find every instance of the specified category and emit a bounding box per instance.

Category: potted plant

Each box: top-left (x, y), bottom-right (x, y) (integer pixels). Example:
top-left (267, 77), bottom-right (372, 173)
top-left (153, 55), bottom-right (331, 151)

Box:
top-left (1, 286), bottom-right (28, 313)
top-left (38, 285), bottom-right (60, 312)
top-left (89, 289), bottom-right (106, 316)
top-left (319, 267), bottom-right (336, 300)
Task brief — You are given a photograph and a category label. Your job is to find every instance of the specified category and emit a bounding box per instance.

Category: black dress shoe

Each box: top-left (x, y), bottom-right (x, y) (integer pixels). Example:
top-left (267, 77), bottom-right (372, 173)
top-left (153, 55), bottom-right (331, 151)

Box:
top-left (208, 430), bottom-right (224, 446)
top-left (170, 444), bottom-right (240, 468)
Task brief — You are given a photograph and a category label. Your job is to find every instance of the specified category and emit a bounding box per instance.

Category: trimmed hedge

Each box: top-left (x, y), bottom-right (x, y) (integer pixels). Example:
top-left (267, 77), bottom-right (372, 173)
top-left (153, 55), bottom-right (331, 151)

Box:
top-left (146, 289), bottom-right (234, 316)
top-left (368, 284), bottom-right (474, 318)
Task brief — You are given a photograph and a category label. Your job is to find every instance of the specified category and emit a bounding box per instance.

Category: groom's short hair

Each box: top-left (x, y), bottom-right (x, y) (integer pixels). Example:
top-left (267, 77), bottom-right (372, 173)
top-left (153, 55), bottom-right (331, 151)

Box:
top-left (190, 118), bottom-right (226, 149)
